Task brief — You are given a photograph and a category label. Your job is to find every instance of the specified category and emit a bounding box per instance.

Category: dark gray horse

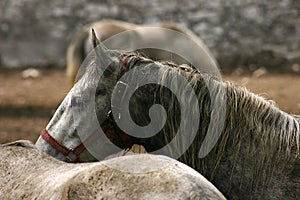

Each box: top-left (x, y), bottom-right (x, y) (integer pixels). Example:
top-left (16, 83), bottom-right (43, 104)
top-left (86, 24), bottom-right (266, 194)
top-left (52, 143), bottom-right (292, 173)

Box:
top-left (35, 31), bottom-right (299, 199)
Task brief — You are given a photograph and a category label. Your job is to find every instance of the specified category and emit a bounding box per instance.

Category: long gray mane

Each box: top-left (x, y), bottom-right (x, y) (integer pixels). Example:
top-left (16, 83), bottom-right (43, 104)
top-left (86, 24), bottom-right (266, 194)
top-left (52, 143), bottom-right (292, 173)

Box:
top-left (119, 54), bottom-right (300, 192)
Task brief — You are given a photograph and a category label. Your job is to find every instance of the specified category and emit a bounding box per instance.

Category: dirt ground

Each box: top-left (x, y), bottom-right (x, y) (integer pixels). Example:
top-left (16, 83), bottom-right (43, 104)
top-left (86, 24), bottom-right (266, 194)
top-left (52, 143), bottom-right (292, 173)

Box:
top-left (0, 68), bottom-right (299, 144)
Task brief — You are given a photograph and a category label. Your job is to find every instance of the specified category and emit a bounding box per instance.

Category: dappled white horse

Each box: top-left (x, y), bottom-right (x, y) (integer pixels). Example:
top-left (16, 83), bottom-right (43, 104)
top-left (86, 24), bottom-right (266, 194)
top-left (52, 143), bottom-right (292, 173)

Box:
top-left (35, 31), bottom-right (300, 199)
top-left (66, 19), bottom-right (219, 87)
top-left (0, 145), bottom-right (226, 200)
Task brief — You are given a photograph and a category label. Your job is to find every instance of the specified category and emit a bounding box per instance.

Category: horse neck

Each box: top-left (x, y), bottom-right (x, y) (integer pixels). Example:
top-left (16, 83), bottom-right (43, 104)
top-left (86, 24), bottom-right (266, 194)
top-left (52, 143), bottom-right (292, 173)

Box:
top-left (226, 82), bottom-right (299, 151)
top-left (187, 77), bottom-right (299, 197)
top-left (222, 81), bottom-right (300, 164)
top-left (213, 81), bottom-right (299, 187)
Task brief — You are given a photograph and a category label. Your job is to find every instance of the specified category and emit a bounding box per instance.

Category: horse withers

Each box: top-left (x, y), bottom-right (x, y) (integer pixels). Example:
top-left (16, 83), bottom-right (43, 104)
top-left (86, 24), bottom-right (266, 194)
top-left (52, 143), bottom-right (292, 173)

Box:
top-left (66, 19), bottom-right (219, 87)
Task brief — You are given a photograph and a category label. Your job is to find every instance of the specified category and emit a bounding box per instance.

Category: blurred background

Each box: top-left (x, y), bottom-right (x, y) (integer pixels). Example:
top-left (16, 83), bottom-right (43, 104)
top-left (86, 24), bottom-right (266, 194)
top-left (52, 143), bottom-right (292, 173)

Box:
top-left (0, 0), bottom-right (299, 143)
top-left (1, 0), bottom-right (300, 70)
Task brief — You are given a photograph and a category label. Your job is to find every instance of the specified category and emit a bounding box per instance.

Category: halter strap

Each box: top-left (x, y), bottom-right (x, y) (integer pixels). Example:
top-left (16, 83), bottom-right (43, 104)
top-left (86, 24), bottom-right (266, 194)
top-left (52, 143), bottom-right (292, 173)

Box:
top-left (41, 129), bottom-right (99, 163)
top-left (118, 55), bottom-right (132, 80)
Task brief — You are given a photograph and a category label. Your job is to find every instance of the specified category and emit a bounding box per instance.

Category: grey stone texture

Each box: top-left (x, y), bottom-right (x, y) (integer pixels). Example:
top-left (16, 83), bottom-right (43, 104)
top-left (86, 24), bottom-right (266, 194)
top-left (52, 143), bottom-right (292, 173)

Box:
top-left (0, 0), bottom-right (299, 69)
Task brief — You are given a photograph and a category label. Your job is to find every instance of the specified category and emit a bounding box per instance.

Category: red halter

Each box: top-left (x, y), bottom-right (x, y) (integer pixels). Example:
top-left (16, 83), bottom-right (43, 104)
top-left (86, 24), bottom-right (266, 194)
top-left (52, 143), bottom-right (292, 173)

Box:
top-left (41, 129), bottom-right (99, 162)
top-left (41, 55), bottom-right (133, 163)
top-left (41, 119), bottom-right (133, 163)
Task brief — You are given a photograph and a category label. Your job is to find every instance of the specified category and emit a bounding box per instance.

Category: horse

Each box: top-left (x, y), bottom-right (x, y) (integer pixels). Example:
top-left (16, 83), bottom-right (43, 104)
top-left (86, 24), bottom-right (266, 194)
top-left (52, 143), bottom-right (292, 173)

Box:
top-left (35, 32), bottom-right (300, 199)
top-left (0, 144), bottom-right (226, 200)
top-left (66, 19), bottom-right (219, 87)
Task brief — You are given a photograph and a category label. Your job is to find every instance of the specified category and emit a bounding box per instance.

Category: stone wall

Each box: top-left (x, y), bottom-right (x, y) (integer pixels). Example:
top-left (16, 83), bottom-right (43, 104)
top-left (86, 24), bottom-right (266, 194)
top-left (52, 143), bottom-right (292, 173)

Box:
top-left (0, 0), bottom-right (299, 69)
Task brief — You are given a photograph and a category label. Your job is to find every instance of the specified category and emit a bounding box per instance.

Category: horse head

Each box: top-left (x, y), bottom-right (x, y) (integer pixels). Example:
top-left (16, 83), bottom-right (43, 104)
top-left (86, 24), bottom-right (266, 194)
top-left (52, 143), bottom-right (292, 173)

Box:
top-left (36, 30), bottom-right (125, 161)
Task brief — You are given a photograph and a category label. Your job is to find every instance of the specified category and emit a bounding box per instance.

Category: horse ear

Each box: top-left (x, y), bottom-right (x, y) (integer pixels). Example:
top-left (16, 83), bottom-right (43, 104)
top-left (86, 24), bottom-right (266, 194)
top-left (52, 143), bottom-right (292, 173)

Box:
top-left (91, 29), bottom-right (121, 74)
top-left (91, 29), bottom-right (113, 71)
top-left (91, 29), bottom-right (100, 48)
top-left (91, 29), bottom-right (107, 57)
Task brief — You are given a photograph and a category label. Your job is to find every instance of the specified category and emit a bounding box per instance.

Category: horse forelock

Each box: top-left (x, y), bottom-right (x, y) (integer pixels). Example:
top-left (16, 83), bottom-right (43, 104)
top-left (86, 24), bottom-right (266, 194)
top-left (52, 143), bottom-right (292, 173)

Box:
top-left (121, 55), bottom-right (299, 190)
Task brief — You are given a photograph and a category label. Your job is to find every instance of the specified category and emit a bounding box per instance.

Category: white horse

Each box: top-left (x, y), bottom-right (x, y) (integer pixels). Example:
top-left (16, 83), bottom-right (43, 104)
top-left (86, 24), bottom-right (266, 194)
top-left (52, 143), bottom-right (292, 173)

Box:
top-left (66, 19), bottom-right (219, 87)
top-left (34, 31), bottom-right (300, 199)
top-left (0, 144), bottom-right (226, 200)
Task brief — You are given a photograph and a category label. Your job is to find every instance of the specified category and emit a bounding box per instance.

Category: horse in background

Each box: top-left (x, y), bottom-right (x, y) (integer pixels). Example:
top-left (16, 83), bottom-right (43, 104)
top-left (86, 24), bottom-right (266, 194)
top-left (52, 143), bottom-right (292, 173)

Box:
top-left (66, 19), bottom-right (219, 87)
top-left (35, 32), bottom-right (300, 199)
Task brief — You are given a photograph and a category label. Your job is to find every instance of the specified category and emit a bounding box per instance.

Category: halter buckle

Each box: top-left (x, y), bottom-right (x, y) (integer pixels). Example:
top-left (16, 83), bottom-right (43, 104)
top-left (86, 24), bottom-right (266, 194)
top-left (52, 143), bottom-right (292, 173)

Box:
top-left (66, 149), bottom-right (78, 162)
